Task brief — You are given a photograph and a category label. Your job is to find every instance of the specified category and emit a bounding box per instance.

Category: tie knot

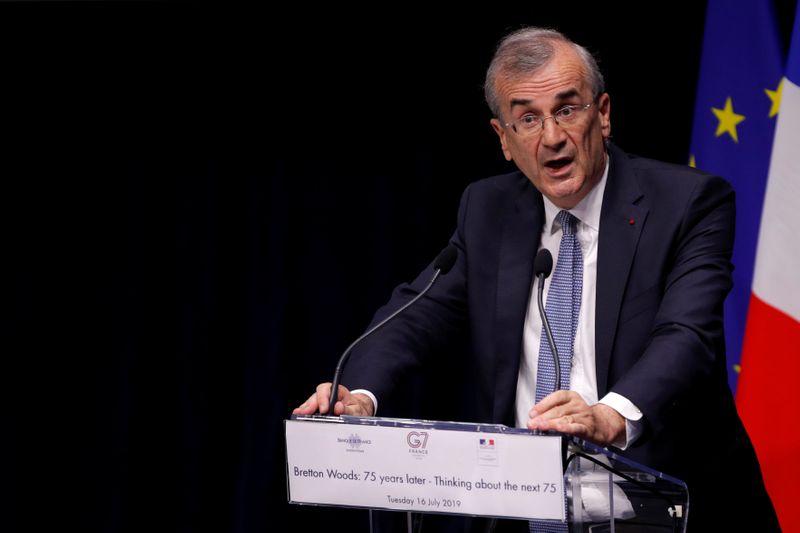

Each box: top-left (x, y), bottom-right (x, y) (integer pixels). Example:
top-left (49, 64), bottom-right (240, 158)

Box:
top-left (556, 210), bottom-right (578, 236)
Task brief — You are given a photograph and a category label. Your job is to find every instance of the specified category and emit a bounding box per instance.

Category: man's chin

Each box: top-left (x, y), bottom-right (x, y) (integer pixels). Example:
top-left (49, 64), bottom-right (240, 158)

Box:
top-left (544, 179), bottom-right (592, 209)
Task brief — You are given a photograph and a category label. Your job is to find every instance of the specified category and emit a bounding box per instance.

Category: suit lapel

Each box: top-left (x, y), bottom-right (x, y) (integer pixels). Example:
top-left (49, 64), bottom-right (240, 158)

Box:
top-left (595, 146), bottom-right (648, 396)
top-left (492, 181), bottom-right (543, 424)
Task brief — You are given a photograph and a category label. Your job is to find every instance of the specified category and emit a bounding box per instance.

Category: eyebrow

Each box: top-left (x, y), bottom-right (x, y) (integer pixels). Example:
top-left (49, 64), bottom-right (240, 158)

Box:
top-left (509, 88), bottom-right (582, 110)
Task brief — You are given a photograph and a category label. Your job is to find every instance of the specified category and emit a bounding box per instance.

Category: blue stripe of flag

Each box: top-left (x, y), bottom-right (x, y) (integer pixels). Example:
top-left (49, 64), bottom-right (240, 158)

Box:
top-left (689, 0), bottom-right (784, 391)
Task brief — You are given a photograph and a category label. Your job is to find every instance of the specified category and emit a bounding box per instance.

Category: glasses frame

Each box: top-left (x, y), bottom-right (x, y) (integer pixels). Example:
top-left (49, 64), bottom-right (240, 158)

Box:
top-left (503, 102), bottom-right (594, 137)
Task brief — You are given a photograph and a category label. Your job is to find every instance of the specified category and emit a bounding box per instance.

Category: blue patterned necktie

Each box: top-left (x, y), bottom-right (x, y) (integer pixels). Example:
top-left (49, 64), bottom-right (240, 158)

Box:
top-left (535, 210), bottom-right (582, 402)
top-left (530, 210), bottom-right (582, 533)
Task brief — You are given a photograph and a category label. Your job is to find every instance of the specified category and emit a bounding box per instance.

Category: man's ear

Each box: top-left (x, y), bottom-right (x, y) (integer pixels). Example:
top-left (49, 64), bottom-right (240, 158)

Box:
top-left (490, 118), bottom-right (513, 161)
top-left (597, 93), bottom-right (611, 139)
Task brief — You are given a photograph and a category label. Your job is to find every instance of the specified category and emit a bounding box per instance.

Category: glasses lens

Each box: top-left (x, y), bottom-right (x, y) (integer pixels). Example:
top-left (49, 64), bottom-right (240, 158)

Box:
top-left (557, 106), bottom-right (581, 124)
top-left (522, 116), bottom-right (541, 131)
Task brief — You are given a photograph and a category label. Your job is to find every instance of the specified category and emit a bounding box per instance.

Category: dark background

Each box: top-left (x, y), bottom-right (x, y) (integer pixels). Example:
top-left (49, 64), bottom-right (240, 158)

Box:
top-left (1, 2), bottom-right (794, 532)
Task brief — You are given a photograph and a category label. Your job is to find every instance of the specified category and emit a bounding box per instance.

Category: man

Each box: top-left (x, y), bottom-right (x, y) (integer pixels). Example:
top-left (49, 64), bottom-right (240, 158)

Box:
top-left (294, 27), bottom-right (778, 531)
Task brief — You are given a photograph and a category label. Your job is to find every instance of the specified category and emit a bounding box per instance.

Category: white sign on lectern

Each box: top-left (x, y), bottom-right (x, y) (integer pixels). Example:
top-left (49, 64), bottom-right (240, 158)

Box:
top-left (285, 415), bottom-right (565, 521)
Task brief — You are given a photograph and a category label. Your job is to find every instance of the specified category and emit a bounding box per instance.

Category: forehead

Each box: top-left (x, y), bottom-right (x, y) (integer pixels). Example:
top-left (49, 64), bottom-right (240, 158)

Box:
top-left (495, 45), bottom-right (590, 111)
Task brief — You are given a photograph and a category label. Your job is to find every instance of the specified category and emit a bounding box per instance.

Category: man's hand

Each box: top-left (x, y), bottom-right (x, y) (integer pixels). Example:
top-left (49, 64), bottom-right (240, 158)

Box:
top-left (292, 383), bottom-right (375, 417)
top-left (527, 390), bottom-right (625, 447)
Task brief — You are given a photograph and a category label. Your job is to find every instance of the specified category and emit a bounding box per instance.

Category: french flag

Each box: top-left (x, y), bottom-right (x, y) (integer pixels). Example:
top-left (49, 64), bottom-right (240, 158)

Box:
top-left (736, 6), bottom-right (800, 532)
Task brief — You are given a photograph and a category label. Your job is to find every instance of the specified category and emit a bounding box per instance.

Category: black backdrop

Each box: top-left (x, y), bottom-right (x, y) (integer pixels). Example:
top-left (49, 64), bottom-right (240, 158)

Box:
top-left (3, 1), bottom-right (766, 531)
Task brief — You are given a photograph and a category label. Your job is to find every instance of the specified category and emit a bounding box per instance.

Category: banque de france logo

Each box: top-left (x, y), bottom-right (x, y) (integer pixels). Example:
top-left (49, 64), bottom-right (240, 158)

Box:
top-left (337, 433), bottom-right (370, 452)
top-left (348, 433), bottom-right (363, 450)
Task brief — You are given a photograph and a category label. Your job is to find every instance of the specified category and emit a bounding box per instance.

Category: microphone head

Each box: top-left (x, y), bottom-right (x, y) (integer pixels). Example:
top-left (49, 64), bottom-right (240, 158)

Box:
top-left (534, 249), bottom-right (553, 278)
top-left (434, 245), bottom-right (458, 275)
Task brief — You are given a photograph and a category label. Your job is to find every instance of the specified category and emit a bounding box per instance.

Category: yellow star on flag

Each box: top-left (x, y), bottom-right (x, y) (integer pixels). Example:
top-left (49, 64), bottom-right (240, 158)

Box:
top-left (765, 79), bottom-right (784, 118)
top-left (689, 154), bottom-right (696, 168)
top-left (711, 97), bottom-right (746, 143)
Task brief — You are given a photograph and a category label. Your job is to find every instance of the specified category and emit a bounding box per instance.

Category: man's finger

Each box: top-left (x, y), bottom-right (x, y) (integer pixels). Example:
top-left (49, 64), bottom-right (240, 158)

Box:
top-left (319, 383), bottom-right (357, 415)
top-left (292, 392), bottom-right (320, 415)
top-left (539, 405), bottom-right (574, 421)
top-left (315, 383), bottom-right (338, 414)
top-left (551, 418), bottom-right (586, 436)
top-left (529, 390), bottom-right (576, 417)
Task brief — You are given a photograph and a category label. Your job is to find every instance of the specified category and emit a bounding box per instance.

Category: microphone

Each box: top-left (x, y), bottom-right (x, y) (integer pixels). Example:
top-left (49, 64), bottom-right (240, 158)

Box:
top-left (534, 248), bottom-right (561, 392)
top-left (534, 248), bottom-right (553, 278)
top-left (326, 244), bottom-right (458, 415)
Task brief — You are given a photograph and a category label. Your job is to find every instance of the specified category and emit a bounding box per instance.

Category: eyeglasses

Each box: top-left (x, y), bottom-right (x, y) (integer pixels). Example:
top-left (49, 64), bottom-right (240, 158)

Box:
top-left (503, 103), bottom-right (594, 137)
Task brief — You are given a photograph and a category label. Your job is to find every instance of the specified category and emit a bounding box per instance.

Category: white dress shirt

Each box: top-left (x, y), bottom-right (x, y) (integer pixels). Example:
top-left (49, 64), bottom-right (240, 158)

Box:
top-left (514, 159), bottom-right (643, 449)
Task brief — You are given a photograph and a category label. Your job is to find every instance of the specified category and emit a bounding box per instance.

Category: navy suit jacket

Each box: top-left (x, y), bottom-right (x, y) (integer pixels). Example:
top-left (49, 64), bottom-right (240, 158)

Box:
top-left (344, 144), bottom-right (776, 529)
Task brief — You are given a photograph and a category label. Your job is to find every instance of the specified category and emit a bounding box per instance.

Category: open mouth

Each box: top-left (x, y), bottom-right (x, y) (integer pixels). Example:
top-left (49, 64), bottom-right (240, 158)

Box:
top-left (544, 157), bottom-right (573, 171)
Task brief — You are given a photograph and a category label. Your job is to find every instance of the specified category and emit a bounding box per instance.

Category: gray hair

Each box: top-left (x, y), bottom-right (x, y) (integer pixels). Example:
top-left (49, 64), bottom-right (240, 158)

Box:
top-left (484, 27), bottom-right (605, 119)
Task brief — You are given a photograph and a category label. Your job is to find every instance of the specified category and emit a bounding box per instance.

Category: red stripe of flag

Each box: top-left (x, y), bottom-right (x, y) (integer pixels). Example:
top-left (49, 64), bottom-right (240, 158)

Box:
top-left (737, 293), bottom-right (800, 532)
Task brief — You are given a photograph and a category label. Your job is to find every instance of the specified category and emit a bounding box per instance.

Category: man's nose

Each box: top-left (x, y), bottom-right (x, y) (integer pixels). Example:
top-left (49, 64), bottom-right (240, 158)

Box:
top-left (540, 116), bottom-right (567, 146)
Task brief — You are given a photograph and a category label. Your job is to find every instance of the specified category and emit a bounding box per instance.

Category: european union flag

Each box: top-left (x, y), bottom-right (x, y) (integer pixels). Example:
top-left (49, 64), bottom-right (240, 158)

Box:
top-left (689, 0), bottom-right (784, 392)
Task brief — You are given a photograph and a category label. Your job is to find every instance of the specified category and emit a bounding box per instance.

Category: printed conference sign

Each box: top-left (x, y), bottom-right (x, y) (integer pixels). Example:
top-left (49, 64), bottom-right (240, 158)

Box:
top-left (285, 418), bottom-right (564, 521)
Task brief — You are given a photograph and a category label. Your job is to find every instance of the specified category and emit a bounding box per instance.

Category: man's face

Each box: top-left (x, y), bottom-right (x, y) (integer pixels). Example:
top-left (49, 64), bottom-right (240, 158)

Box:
top-left (490, 43), bottom-right (611, 209)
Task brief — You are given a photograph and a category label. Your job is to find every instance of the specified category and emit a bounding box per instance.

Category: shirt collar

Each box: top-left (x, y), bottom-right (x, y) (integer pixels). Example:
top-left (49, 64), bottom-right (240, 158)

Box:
top-left (542, 155), bottom-right (609, 234)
